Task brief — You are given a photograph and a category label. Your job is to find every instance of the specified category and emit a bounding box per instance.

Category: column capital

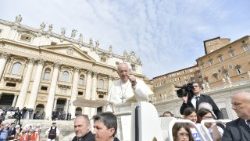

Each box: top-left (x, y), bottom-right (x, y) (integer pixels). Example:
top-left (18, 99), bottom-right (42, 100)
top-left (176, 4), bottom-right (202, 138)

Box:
top-left (108, 76), bottom-right (114, 80)
top-left (0, 52), bottom-right (9, 59)
top-left (74, 67), bottom-right (80, 72)
top-left (28, 58), bottom-right (35, 64)
top-left (54, 62), bottom-right (61, 68)
top-left (86, 70), bottom-right (92, 75)
top-left (92, 72), bottom-right (98, 76)
top-left (37, 59), bottom-right (45, 65)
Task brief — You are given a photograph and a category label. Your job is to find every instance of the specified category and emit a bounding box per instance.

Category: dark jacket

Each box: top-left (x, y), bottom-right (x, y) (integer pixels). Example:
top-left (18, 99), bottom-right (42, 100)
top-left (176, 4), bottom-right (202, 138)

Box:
top-left (180, 94), bottom-right (223, 119)
top-left (72, 131), bottom-right (95, 141)
top-left (222, 118), bottom-right (250, 141)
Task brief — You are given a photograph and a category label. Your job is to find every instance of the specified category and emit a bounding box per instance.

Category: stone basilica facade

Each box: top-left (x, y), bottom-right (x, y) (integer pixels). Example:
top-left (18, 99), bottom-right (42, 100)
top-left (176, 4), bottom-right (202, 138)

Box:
top-left (0, 15), bottom-right (146, 119)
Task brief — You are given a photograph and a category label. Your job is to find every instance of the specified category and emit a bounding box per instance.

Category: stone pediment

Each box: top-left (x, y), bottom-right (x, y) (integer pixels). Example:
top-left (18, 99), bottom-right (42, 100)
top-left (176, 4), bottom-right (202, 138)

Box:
top-left (40, 44), bottom-right (95, 62)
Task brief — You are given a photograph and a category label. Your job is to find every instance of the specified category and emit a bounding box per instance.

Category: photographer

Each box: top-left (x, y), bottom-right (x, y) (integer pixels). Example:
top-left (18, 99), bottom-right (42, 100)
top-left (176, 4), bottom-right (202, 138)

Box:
top-left (179, 82), bottom-right (223, 119)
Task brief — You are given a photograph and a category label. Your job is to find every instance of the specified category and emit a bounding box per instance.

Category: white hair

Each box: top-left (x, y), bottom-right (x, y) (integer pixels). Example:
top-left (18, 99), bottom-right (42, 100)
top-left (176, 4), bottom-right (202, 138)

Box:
top-left (198, 102), bottom-right (217, 119)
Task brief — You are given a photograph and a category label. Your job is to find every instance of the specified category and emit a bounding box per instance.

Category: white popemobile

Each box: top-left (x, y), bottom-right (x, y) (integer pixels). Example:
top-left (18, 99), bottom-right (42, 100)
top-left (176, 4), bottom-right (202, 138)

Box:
top-left (73, 97), bottom-right (232, 141)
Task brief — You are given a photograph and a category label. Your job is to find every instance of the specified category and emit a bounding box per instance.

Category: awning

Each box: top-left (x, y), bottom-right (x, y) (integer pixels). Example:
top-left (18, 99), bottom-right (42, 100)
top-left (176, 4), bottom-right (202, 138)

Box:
top-left (73, 97), bottom-right (109, 108)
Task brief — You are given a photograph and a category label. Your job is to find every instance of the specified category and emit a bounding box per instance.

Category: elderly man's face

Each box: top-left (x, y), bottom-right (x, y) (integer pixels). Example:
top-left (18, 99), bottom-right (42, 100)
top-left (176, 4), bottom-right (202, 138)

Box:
top-left (232, 95), bottom-right (250, 119)
top-left (94, 120), bottom-right (115, 141)
top-left (117, 64), bottom-right (129, 82)
top-left (74, 117), bottom-right (89, 137)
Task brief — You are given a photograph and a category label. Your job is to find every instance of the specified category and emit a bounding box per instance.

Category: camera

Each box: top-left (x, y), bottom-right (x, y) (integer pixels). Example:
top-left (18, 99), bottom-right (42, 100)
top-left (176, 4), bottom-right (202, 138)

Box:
top-left (176, 83), bottom-right (194, 98)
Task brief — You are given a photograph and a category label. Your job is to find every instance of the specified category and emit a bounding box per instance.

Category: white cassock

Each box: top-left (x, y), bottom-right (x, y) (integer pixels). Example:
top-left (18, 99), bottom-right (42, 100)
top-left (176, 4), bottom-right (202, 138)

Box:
top-left (108, 79), bottom-right (153, 105)
top-left (106, 79), bottom-right (153, 141)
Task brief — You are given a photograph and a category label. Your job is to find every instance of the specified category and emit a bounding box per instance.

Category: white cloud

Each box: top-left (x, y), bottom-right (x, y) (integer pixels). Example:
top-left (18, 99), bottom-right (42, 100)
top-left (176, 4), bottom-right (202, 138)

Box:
top-left (1, 0), bottom-right (250, 78)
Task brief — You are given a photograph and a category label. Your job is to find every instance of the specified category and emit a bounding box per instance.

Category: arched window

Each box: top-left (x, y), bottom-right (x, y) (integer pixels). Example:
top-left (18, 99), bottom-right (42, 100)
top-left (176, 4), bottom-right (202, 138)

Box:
top-left (43, 68), bottom-right (51, 80)
top-left (60, 71), bottom-right (69, 82)
top-left (78, 75), bottom-right (85, 85)
top-left (11, 62), bottom-right (22, 75)
top-left (75, 107), bottom-right (82, 116)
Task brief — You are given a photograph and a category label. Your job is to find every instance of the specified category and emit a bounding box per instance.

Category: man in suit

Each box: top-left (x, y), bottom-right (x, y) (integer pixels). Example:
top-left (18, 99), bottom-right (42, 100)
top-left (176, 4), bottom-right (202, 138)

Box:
top-left (180, 82), bottom-right (223, 119)
top-left (72, 115), bottom-right (94, 141)
top-left (222, 91), bottom-right (250, 141)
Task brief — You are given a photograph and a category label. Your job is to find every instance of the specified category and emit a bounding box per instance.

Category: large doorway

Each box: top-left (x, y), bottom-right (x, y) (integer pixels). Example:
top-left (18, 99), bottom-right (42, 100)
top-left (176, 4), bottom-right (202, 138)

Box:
top-left (34, 104), bottom-right (45, 119)
top-left (55, 99), bottom-right (66, 120)
top-left (0, 94), bottom-right (14, 109)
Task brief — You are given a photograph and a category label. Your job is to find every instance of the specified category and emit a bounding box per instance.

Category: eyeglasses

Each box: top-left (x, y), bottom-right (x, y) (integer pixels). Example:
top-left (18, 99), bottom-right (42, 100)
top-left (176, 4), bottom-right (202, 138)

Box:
top-left (192, 85), bottom-right (199, 88)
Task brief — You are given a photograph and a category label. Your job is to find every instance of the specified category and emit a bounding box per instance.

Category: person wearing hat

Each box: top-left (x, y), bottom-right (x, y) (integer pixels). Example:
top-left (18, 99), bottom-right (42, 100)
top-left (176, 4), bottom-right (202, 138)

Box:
top-left (46, 122), bottom-right (60, 141)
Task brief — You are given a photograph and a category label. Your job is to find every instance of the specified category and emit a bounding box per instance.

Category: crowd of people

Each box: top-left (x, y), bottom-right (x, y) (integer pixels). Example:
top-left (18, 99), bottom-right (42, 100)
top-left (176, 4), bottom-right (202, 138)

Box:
top-left (0, 121), bottom-right (42, 141)
top-left (0, 62), bottom-right (250, 141)
top-left (165, 81), bottom-right (250, 141)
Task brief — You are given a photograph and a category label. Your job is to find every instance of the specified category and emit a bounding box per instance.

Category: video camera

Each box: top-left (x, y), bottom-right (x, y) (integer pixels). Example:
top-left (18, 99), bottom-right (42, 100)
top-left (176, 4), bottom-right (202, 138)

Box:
top-left (175, 82), bottom-right (194, 98)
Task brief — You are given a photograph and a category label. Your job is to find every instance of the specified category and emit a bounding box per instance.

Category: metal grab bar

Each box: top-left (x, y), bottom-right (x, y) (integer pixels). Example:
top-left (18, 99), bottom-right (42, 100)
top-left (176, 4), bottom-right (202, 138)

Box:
top-left (200, 119), bottom-right (231, 141)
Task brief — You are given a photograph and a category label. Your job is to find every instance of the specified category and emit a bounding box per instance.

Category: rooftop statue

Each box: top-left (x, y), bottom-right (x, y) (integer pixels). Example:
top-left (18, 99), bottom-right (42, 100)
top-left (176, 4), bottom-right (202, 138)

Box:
top-left (15, 14), bottom-right (22, 24)
top-left (71, 29), bottom-right (77, 38)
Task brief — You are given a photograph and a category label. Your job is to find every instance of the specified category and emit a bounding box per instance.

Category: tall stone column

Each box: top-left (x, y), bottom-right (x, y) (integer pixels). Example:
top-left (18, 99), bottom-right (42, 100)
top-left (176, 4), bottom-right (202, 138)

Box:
top-left (12, 95), bottom-right (18, 107)
top-left (16, 59), bottom-right (34, 109)
top-left (65, 98), bottom-right (70, 115)
top-left (45, 63), bottom-right (60, 120)
top-left (90, 72), bottom-right (97, 116)
top-left (53, 98), bottom-right (58, 111)
top-left (83, 71), bottom-right (92, 115)
top-left (108, 76), bottom-right (113, 97)
top-left (69, 68), bottom-right (79, 118)
top-left (0, 53), bottom-right (8, 80)
top-left (27, 60), bottom-right (44, 109)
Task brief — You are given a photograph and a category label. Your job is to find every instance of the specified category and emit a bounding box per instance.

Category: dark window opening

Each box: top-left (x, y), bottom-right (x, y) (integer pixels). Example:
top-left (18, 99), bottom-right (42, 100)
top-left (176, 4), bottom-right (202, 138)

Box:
top-left (78, 91), bottom-right (83, 96)
top-left (6, 83), bottom-right (16, 87)
top-left (97, 107), bottom-right (103, 114)
top-left (41, 86), bottom-right (48, 91)
top-left (98, 94), bottom-right (104, 99)
top-left (51, 42), bottom-right (57, 45)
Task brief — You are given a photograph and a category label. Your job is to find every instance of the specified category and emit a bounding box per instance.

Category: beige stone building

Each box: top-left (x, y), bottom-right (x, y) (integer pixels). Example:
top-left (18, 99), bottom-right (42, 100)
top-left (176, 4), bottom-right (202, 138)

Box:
top-left (0, 15), bottom-right (147, 119)
top-left (150, 36), bottom-right (250, 119)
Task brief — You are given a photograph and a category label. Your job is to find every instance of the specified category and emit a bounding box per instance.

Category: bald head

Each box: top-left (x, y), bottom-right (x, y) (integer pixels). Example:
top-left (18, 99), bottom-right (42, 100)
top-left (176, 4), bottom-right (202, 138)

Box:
top-left (117, 63), bottom-right (130, 82)
top-left (232, 91), bottom-right (250, 101)
top-left (232, 91), bottom-right (250, 120)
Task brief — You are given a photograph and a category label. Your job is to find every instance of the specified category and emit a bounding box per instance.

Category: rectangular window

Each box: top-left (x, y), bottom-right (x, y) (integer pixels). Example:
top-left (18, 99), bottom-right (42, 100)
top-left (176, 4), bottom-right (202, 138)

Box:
top-left (78, 91), bottom-right (83, 96)
top-left (41, 86), bottom-right (48, 91)
top-left (51, 42), bottom-right (57, 45)
top-left (6, 82), bottom-right (16, 87)
top-left (131, 64), bottom-right (136, 71)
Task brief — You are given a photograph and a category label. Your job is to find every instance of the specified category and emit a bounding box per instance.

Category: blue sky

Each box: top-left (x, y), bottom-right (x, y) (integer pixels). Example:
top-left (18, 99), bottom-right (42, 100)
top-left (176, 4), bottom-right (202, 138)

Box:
top-left (1, 0), bottom-right (250, 79)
